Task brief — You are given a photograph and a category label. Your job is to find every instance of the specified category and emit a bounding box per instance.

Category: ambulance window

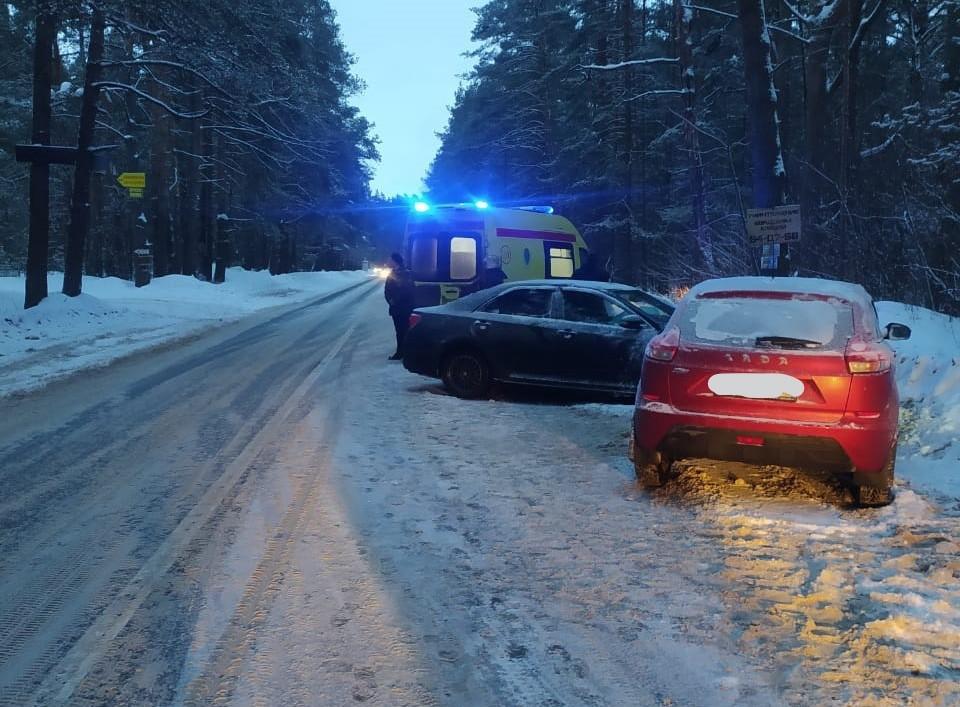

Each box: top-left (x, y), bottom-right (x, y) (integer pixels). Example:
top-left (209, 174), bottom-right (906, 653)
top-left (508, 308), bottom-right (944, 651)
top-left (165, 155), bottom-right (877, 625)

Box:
top-left (548, 246), bottom-right (574, 278)
top-left (450, 236), bottom-right (477, 280)
top-left (411, 237), bottom-right (438, 278)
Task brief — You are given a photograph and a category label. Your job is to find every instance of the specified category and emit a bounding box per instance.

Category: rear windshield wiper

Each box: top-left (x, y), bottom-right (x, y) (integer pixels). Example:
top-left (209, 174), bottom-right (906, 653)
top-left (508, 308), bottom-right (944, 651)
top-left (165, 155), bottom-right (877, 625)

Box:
top-left (754, 335), bottom-right (823, 349)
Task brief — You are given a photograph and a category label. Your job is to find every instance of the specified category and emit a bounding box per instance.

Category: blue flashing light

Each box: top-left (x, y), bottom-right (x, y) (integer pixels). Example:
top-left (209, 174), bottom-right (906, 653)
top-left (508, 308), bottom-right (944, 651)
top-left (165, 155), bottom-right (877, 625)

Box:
top-left (474, 200), bottom-right (490, 210)
top-left (413, 201), bottom-right (430, 213)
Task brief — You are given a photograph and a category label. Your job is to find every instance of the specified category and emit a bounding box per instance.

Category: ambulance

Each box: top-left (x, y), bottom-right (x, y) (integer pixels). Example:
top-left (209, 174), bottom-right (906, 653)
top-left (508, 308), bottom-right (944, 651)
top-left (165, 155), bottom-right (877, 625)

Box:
top-left (403, 201), bottom-right (589, 306)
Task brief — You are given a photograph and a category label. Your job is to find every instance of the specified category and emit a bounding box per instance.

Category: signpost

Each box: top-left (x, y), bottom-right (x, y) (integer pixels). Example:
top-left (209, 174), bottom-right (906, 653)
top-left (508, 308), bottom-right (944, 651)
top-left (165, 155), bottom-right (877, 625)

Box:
top-left (117, 172), bottom-right (146, 199)
top-left (746, 204), bottom-right (800, 276)
top-left (746, 204), bottom-right (801, 247)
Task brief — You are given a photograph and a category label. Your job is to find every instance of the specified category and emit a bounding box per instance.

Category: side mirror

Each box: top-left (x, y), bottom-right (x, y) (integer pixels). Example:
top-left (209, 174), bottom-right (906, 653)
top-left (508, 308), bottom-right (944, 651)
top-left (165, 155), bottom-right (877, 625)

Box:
top-left (884, 322), bottom-right (911, 341)
top-left (620, 315), bottom-right (647, 330)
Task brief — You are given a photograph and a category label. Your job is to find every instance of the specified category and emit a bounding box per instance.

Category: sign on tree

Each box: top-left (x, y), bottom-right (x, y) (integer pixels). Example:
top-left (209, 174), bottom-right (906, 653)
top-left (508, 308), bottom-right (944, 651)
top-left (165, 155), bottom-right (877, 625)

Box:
top-left (746, 205), bottom-right (801, 247)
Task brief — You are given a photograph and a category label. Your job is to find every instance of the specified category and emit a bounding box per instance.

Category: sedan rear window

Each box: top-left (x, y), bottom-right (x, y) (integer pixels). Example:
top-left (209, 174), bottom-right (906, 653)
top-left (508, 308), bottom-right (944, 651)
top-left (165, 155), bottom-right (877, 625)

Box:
top-left (483, 288), bottom-right (553, 317)
top-left (680, 296), bottom-right (854, 349)
top-left (618, 290), bottom-right (674, 328)
top-left (562, 290), bottom-right (629, 325)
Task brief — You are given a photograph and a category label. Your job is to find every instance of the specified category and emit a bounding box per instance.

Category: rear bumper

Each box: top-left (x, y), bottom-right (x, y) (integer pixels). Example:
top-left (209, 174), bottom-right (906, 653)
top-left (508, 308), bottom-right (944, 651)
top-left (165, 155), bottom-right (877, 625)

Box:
top-left (401, 336), bottom-right (441, 378)
top-left (633, 401), bottom-right (896, 475)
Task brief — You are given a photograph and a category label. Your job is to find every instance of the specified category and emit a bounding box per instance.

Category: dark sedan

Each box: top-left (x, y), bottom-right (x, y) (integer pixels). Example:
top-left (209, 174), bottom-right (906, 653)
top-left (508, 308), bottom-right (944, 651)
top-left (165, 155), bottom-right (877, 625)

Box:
top-left (402, 280), bottom-right (674, 398)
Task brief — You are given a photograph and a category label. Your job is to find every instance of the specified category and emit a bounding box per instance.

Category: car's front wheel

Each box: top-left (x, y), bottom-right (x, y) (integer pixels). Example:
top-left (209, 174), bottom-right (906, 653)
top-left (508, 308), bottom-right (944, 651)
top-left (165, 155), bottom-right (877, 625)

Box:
top-left (854, 444), bottom-right (896, 507)
top-left (441, 350), bottom-right (491, 399)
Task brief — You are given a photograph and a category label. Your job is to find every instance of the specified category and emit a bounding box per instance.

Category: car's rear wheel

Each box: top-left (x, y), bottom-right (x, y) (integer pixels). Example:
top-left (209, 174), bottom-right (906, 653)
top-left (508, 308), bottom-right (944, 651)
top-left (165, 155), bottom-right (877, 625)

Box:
top-left (634, 445), bottom-right (672, 489)
top-left (854, 444), bottom-right (895, 507)
top-left (441, 350), bottom-right (491, 399)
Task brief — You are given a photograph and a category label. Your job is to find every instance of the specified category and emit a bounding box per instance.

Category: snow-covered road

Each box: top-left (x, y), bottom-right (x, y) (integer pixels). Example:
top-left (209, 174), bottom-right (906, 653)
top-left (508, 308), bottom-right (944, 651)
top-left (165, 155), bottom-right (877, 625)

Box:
top-left (0, 284), bottom-right (957, 706)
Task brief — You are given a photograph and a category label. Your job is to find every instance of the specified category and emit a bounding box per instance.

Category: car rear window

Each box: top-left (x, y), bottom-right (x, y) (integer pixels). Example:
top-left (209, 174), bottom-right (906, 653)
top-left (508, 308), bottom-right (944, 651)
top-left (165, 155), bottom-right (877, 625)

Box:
top-left (679, 296), bottom-right (855, 349)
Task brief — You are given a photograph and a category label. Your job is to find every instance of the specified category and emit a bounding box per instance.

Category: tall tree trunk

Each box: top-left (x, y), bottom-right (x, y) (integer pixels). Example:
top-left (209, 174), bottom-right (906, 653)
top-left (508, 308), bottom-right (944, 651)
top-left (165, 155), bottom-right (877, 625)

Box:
top-left (63, 5), bottom-right (106, 297)
top-left (24, 7), bottom-right (57, 309)
top-left (738, 0), bottom-right (785, 210)
top-left (87, 171), bottom-right (104, 277)
top-left (213, 134), bottom-right (228, 283)
top-left (198, 124), bottom-right (214, 281)
top-left (738, 0), bottom-right (787, 273)
top-left (178, 88), bottom-right (201, 276)
top-left (676, 0), bottom-right (714, 275)
top-left (150, 99), bottom-right (171, 276)
top-left (839, 0), bottom-right (863, 281)
top-left (802, 17), bottom-right (836, 208)
top-left (612, 0), bottom-right (634, 283)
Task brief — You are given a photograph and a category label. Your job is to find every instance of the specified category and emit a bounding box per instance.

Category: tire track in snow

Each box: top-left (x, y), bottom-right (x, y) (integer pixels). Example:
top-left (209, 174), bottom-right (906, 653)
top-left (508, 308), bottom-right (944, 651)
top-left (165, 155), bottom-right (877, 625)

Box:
top-left (658, 461), bottom-right (960, 705)
top-left (179, 327), bottom-right (366, 706)
top-left (26, 319), bottom-right (360, 706)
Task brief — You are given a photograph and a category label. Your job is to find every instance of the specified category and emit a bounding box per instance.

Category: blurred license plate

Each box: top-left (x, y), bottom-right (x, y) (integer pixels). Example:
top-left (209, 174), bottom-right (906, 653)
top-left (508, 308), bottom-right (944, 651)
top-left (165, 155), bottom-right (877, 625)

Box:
top-left (707, 373), bottom-right (804, 400)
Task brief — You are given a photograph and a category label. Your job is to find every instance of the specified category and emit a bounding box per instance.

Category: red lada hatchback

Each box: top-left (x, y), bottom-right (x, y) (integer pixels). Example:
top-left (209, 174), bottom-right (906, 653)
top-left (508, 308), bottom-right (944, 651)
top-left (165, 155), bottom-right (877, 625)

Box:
top-left (633, 277), bottom-right (911, 505)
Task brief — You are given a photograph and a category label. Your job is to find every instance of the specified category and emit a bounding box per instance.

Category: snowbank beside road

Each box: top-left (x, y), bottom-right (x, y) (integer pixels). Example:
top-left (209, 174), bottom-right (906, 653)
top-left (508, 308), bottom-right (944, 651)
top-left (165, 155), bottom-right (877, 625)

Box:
top-left (0, 268), bottom-right (371, 398)
top-left (877, 302), bottom-right (960, 500)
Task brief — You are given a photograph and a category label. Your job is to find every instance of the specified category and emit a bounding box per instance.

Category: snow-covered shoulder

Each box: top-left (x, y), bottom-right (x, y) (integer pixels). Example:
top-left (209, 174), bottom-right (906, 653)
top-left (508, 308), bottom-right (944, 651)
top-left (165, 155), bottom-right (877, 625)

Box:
top-left (0, 268), bottom-right (371, 398)
top-left (877, 301), bottom-right (960, 501)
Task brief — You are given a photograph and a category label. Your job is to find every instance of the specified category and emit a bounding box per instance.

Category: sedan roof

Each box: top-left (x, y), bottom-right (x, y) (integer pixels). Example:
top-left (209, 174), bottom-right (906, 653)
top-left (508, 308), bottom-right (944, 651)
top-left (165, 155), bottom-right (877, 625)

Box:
top-left (499, 279), bottom-right (640, 292)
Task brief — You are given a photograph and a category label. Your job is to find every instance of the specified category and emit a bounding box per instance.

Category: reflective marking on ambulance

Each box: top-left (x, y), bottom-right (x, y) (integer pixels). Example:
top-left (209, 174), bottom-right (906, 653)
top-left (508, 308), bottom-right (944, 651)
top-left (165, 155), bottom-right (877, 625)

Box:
top-left (409, 220), bottom-right (485, 236)
top-left (496, 228), bottom-right (577, 242)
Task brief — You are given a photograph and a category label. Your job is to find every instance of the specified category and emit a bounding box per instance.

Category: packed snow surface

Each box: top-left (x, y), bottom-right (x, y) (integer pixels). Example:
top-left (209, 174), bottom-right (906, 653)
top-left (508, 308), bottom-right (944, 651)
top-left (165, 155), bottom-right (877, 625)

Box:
top-left (0, 268), bottom-right (370, 397)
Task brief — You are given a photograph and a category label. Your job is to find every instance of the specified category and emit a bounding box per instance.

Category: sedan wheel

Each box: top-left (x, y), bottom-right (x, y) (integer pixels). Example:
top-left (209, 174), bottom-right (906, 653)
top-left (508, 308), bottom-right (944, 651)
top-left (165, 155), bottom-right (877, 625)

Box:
top-left (442, 351), bottom-right (491, 399)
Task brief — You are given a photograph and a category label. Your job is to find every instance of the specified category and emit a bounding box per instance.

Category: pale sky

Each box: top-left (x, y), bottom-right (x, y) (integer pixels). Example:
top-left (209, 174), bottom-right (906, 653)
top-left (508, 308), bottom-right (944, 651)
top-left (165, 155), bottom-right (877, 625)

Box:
top-left (330, 1), bottom-right (478, 197)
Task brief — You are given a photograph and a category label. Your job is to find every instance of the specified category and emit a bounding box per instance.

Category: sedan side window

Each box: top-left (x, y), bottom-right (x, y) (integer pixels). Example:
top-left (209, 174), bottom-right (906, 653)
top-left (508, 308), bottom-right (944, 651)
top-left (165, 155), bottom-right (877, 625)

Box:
top-left (483, 288), bottom-right (553, 317)
top-left (562, 290), bottom-right (630, 325)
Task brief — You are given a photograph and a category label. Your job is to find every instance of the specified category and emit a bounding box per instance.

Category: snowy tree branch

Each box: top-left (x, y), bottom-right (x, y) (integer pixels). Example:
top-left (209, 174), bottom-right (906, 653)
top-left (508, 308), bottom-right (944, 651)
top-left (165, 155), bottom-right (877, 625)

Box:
top-left (582, 58), bottom-right (680, 71)
top-left (92, 82), bottom-right (208, 119)
top-left (688, 4), bottom-right (811, 43)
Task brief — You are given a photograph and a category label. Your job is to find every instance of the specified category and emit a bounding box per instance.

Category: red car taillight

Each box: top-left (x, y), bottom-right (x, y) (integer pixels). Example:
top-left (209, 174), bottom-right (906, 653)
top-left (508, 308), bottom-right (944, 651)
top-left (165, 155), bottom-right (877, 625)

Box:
top-left (845, 338), bottom-right (891, 374)
top-left (646, 326), bottom-right (680, 362)
top-left (408, 313), bottom-right (422, 329)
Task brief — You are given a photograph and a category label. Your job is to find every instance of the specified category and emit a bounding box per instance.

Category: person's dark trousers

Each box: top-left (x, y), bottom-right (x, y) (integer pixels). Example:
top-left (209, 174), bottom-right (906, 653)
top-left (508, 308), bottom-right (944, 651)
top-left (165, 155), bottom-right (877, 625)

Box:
top-left (391, 310), bottom-right (410, 358)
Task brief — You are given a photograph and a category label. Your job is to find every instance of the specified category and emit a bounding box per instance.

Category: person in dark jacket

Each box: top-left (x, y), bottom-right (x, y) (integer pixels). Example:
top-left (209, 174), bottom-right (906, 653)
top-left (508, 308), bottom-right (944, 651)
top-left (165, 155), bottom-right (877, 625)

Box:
top-left (385, 252), bottom-right (415, 360)
top-left (573, 251), bottom-right (609, 281)
top-left (479, 254), bottom-right (508, 290)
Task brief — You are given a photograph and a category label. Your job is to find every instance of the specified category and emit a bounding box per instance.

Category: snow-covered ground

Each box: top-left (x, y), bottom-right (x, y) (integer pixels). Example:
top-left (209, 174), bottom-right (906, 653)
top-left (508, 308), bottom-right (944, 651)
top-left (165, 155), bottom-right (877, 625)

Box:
top-left (878, 301), bottom-right (960, 500)
top-left (0, 268), bottom-right (371, 398)
top-left (3, 286), bottom-right (957, 705)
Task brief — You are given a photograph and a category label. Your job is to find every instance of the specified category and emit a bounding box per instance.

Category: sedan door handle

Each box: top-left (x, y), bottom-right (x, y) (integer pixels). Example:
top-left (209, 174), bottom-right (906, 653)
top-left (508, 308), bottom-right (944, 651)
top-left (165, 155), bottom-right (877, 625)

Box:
top-left (559, 329), bottom-right (576, 340)
top-left (473, 320), bottom-right (490, 332)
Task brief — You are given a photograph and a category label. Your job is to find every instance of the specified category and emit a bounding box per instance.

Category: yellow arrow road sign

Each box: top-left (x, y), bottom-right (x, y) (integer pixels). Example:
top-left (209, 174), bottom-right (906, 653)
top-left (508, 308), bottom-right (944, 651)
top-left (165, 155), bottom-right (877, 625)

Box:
top-left (117, 172), bottom-right (146, 189)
